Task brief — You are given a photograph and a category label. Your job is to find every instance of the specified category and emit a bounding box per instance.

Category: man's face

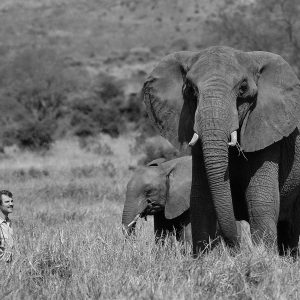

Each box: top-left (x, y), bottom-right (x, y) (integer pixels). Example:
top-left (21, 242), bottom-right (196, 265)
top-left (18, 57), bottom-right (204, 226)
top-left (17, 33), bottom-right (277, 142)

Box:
top-left (0, 195), bottom-right (13, 215)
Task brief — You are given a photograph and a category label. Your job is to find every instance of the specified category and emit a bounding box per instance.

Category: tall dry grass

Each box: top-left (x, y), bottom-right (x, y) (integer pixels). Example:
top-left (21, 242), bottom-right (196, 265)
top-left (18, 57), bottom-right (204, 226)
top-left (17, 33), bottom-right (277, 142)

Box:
top-left (0, 136), bottom-right (300, 299)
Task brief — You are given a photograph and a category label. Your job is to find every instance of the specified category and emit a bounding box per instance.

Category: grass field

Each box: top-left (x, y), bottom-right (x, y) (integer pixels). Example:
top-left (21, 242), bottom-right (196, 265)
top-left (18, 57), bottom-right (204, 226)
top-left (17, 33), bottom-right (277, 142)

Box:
top-left (0, 136), bottom-right (299, 299)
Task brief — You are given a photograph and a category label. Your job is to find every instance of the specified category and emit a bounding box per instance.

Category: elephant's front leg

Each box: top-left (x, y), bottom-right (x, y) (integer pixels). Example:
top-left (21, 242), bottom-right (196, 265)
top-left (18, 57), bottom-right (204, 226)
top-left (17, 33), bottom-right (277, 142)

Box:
top-left (154, 210), bottom-right (191, 243)
top-left (246, 146), bottom-right (280, 248)
top-left (154, 211), bottom-right (172, 242)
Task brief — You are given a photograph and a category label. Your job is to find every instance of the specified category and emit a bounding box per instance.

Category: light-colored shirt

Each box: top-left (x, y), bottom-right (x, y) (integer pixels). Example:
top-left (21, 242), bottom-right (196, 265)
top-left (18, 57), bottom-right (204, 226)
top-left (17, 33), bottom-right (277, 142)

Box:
top-left (0, 216), bottom-right (13, 262)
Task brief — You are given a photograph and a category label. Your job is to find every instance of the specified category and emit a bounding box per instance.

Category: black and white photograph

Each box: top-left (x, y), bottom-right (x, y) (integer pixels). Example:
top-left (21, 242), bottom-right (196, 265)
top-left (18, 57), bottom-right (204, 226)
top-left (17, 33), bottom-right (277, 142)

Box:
top-left (1, 0), bottom-right (300, 298)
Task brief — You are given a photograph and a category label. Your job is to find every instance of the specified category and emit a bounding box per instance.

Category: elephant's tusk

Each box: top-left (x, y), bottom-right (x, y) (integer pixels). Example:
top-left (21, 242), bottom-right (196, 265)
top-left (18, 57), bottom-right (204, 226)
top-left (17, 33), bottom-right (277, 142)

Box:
top-left (122, 225), bottom-right (129, 236)
top-left (228, 131), bottom-right (237, 146)
top-left (127, 214), bottom-right (140, 228)
top-left (189, 133), bottom-right (199, 146)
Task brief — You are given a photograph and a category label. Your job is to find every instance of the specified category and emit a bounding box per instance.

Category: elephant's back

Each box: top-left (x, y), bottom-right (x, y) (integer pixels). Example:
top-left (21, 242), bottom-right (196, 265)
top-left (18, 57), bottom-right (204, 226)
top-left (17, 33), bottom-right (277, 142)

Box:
top-left (163, 156), bottom-right (192, 171)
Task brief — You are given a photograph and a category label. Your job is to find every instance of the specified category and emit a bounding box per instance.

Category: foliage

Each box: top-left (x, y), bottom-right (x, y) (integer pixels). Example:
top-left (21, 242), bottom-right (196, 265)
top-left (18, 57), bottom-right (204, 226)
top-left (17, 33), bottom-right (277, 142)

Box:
top-left (3, 47), bottom-right (70, 122)
top-left (15, 120), bottom-right (55, 151)
top-left (78, 136), bottom-right (114, 155)
top-left (206, 0), bottom-right (300, 74)
top-left (122, 92), bottom-right (158, 140)
top-left (170, 38), bottom-right (190, 51)
top-left (93, 72), bottom-right (124, 103)
top-left (70, 94), bottom-right (124, 138)
top-left (121, 92), bottom-right (144, 123)
top-left (70, 72), bottom-right (125, 137)
top-left (135, 135), bottom-right (180, 165)
top-left (70, 74), bottom-right (148, 138)
top-left (127, 47), bottom-right (152, 63)
top-left (0, 47), bottom-right (73, 150)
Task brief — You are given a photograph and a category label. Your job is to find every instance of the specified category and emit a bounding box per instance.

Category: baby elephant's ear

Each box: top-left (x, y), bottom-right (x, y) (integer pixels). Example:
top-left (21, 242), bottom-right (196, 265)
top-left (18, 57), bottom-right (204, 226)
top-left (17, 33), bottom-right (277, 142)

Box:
top-left (163, 164), bottom-right (190, 219)
top-left (240, 52), bottom-right (300, 152)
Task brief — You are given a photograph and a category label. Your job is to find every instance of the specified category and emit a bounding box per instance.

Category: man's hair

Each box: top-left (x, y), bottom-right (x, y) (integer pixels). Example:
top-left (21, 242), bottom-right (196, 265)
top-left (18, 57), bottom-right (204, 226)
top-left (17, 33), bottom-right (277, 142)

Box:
top-left (0, 190), bottom-right (12, 205)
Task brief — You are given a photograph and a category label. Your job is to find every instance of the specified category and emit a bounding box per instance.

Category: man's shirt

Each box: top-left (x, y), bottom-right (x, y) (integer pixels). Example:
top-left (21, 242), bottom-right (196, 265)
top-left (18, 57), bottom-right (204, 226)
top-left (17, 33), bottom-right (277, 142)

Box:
top-left (0, 216), bottom-right (13, 262)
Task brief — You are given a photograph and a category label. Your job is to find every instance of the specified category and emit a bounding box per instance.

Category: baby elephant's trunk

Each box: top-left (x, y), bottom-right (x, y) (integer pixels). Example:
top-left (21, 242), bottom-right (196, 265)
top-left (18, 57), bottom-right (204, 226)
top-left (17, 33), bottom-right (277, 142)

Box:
top-left (122, 188), bottom-right (147, 236)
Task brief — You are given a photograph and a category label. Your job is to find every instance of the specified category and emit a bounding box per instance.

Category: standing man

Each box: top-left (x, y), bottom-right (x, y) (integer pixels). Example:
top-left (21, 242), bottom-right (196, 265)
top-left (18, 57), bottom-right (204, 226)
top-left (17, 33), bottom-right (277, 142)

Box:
top-left (0, 190), bottom-right (14, 262)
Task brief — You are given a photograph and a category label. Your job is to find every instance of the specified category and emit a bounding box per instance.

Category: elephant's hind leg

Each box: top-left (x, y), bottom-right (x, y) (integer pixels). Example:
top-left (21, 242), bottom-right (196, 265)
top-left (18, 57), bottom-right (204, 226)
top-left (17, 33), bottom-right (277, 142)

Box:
top-left (154, 211), bottom-right (170, 242)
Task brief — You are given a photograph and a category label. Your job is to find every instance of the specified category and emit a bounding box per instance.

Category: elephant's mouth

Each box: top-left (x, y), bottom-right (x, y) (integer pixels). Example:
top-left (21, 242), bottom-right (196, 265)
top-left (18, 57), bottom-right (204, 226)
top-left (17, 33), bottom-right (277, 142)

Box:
top-left (126, 202), bottom-right (164, 229)
top-left (143, 201), bottom-right (164, 215)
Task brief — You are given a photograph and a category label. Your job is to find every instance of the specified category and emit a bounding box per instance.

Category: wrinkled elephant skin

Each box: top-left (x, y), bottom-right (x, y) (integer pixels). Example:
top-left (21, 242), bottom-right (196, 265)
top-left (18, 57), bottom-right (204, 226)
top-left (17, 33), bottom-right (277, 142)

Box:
top-left (122, 156), bottom-right (248, 245)
top-left (122, 157), bottom-right (192, 242)
top-left (143, 46), bottom-right (300, 256)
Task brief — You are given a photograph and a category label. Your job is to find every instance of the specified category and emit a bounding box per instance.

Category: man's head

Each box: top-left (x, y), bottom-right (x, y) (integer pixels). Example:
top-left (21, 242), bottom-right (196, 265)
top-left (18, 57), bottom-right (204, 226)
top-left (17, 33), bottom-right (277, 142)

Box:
top-left (0, 190), bottom-right (13, 217)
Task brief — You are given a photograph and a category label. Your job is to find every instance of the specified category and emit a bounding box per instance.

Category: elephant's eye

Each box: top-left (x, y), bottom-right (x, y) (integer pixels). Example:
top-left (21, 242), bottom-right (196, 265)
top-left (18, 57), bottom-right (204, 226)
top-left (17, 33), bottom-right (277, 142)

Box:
top-left (239, 81), bottom-right (248, 96)
top-left (145, 189), bottom-right (152, 197)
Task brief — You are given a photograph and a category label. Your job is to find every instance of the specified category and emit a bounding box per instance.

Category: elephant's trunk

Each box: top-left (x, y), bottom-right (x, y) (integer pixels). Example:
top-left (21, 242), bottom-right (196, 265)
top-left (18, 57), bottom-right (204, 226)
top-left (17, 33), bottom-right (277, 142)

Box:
top-left (122, 188), bottom-right (147, 236)
top-left (191, 88), bottom-right (238, 254)
top-left (201, 132), bottom-right (237, 244)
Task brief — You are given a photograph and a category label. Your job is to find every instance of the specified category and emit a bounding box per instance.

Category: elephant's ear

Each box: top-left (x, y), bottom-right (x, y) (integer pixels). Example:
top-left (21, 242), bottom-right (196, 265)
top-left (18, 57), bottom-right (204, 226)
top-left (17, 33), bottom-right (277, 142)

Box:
top-left (240, 52), bottom-right (300, 152)
top-left (146, 158), bottom-right (167, 167)
top-left (143, 52), bottom-right (198, 152)
top-left (162, 160), bottom-right (191, 219)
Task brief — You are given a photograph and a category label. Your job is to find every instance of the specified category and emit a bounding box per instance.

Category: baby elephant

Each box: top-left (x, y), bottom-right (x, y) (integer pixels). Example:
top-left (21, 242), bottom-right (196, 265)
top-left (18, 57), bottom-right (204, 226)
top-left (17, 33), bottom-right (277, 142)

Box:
top-left (122, 156), bottom-right (192, 242)
top-left (122, 156), bottom-right (246, 244)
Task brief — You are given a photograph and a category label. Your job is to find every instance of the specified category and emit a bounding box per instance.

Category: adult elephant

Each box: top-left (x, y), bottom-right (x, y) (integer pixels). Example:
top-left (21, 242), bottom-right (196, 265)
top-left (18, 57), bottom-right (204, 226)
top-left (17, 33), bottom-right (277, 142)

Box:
top-left (143, 46), bottom-right (300, 256)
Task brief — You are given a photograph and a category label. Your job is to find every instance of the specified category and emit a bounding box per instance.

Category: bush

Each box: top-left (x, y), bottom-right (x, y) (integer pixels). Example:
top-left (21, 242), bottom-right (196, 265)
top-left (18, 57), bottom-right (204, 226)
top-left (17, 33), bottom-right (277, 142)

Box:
top-left (2, 47), bottom-right (70, 121)
top-left (15, 119), bottom-right (55, 151)
top-left (136, 135), bottom-right (180, 165)
top-left (70, 72), bottom-right (147, 138)
top-left (120, 92), bottom-right (144, 123)
top-left (0, 47), bottom-right (73, 150)
top-left (100, 160), bottom-right (117, 178)
top-left (8, 167), bottom-right (49, 182)
top-left (93, 72), bottom-right (124, 103)
top-left (70, 165), bottom-right (100, 179)
top-left (170, 38), bottom-right (190, 51)
top-left (78, 136), bottom-right (114, 155)
top-left (70, 72), bottom-right (125, 138)
top-left (70, 94), bottom-right (125, 138)
top-left (126, 47), bottom-right (152, 63)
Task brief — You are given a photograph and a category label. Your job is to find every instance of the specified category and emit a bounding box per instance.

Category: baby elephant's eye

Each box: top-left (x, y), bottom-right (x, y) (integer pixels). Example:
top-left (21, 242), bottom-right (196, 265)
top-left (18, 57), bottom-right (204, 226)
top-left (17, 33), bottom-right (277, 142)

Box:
top-left (239, 81), bottom-right (248, 96)
top-left (145, 189), bottom-right (152, 197)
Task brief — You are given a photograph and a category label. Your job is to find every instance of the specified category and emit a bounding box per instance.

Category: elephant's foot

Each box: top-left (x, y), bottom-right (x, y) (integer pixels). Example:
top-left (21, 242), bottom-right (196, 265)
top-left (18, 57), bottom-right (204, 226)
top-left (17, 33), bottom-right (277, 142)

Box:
top-left (249, 216), bottom-right (277, 250)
